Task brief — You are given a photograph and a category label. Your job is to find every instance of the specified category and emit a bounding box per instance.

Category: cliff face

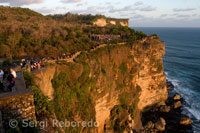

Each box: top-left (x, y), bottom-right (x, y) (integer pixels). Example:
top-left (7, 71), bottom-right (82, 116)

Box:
top-left (33, 36), bottom-right (167, 132)
top-left (33, 66), bottom-right (56, 100)
top-left (93, 18), bottom-right (129, 27)
top-left (134, 38), bottom-right (167, 111)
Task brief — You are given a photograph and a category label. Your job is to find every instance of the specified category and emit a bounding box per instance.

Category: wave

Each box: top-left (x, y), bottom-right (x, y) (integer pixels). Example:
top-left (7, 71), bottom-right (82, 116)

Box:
top-left (166, 73), bottom-right (200, 120)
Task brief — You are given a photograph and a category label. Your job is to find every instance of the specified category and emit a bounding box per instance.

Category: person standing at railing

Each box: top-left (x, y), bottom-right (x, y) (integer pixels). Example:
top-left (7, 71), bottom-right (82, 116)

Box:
top-left (10, 68), bottom-right (17, 79)
top-left (6, 68), bottom-right (17, 92)
top-left (0, 69), bottom-right (4, 80)
top-left (0, 69), bottom-right (4, 91)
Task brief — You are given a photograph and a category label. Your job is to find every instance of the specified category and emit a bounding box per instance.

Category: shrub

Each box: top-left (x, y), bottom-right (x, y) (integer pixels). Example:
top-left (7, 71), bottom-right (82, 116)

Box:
top-left (1, 58), bottom-right (12, 67)
top-left (157, 63), bottom-right (163, 73)
top-left (119, 92), bottom-right (130, 105)
top-left (31, 85), bottom-right (52, 118)
top-left (119, 62), bottom-right (128, 74)
top-left (23, 71), bottom-right (34, 88)
top-left (152, 34), bottom-right (159, 39)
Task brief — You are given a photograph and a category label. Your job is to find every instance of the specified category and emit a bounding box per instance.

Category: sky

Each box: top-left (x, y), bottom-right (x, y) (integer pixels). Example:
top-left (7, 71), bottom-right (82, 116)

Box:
top-left (0, 0), bottom-right (200, 27)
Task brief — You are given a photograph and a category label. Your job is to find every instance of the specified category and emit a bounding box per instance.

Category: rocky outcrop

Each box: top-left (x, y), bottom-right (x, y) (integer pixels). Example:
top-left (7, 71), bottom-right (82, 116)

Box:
top-left (174, 101), bottom-right (182, 109)
top-left (109, 20), bottom-right (116, 25)
top-left (160, 105), bottom-right (171, 113)
top-left (155, 117), bottom-right (166, 131)
top-left (93, 18), bottom-right (129, 27)
top-left (173, 94), bottom-right (181, 101)
top-left (141, 82), bottom-right (193, 133)
top-left (120, 21), bottom-right (129, 27)
top-left (180, 117), bottom-right (193, 126)
top-left (93, 18), bottom-right (107, 27)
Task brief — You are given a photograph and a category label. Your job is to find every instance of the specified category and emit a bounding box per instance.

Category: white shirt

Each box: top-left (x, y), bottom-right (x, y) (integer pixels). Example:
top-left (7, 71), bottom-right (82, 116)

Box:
top-left (11, 71), bottom-right (17, 78)
top-left (0, 70), bottom-right (4, 78)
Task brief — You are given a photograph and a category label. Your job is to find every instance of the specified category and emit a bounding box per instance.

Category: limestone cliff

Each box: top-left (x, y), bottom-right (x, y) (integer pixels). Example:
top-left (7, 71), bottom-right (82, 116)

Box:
top-left (93, 18), bottom-right (129, 27)
top-left (33, 36), bottom-right (167, 132)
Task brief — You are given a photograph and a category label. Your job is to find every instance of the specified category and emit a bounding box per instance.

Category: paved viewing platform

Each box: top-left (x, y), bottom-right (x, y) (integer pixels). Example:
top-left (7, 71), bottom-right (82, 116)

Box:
top-left (0, 71), bottom-right (32, 99)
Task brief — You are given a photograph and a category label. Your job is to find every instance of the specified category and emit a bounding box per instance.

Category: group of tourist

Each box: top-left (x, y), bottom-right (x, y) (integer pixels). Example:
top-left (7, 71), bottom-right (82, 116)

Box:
top-left (30, 60), bottom-right (41, 71)
top-left (0, 68), bottom-right (17, 92)
top-left (20, 59), bottom-right (45, 72)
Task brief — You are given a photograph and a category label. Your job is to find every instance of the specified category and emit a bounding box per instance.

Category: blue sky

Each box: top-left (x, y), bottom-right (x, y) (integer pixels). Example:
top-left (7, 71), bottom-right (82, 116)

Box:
top-left (0, 0), bottom-right (200, 27)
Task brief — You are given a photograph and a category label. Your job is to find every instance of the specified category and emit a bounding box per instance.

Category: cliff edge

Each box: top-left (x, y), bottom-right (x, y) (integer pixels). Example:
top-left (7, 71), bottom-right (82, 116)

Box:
top-left (32, 36), bottom-right (168, 132)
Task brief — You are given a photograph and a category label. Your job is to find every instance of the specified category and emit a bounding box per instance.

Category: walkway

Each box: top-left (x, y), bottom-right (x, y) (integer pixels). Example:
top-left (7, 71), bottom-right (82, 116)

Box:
top-left (47, 42), bottom-right (126, 64)
top-left (0, 42), bottom-right (126, 98)
top-left (0, 71), bottom-right (31, 98)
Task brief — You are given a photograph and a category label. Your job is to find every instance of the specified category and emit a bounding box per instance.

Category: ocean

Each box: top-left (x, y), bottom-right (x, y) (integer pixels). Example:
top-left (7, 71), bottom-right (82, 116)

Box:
top-left (134, 27), bottom-right (200, 131)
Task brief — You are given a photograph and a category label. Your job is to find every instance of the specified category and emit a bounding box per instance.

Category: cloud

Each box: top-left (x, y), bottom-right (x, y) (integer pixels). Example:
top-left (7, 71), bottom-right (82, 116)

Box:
top-left (108, 4), bottom-right (156, 14)
top-left (76, 2), bottom-right (87, 7)
top-left (160, 14), bottom-right (168, 18)
top-left (192, 14), bottom-right (197, 17)
top-left (0, 0), bottom-right (44, 6)
top-left (34, 7), bottom-right (55, 14)
top-left (173, 8), bottom-right (196, 12)
top-left (70, 6), bottom-right (105, 15)
top-left (132, 14), bottom-right (145, 20)
top-left (176, 14), bottom-right (190, 18)
top-left (109, 5), bottom-right (132, 13)
top-left (76, 3), bottom-right (83, 7)
top-left (60, 0), bottom-right (81, 3)
top-left (139, 6), bottom-right (156, 11)
top-left (134, 1), bottom-right (143, 6)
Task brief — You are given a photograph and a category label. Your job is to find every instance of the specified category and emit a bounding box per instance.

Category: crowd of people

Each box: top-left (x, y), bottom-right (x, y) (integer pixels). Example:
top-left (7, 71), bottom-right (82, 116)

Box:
top-left (20, 59), bottom-right (45, 72)
top-left (0, 68), bottom-right (17, 92)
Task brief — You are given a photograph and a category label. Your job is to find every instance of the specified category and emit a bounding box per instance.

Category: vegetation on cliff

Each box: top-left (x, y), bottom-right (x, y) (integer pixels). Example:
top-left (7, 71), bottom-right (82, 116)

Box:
top-left (0, 6), bottom-right (147, 59)
top-left (23, 72), bottom-right (52, 119)
top-left (52, 69), bottom-right (96, 132)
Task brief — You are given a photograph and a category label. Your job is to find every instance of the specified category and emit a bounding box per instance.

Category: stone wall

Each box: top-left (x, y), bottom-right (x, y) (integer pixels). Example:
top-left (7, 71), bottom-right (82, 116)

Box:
top-left (0, 91), bottom-right (36, 129)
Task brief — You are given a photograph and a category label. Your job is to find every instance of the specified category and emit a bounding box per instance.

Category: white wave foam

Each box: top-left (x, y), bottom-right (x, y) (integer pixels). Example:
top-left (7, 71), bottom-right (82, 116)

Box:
top-left (166, 75), bottom-right (200, 121)
top-left (185, 107), bottom-right (200, 120)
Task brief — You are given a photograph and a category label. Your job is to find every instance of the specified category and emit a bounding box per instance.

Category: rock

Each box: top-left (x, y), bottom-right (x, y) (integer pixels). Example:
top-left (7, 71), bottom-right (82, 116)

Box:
top-left (173, 94), bottom-right (181, 101)
top-left (128, 115), bottom-right (132, 121)
top-left (180, 117), bottom-right (193, 126)
top-left (146, 121), bottom-right (154, 129)
top-left (160, 105), bottom-right (171, 113)
top-left (167, 81), bottom-right (174, 90)
top-left (174, 101), bottom-right (182, 109)
top-left (155, 117), bottom-right (166, 131)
